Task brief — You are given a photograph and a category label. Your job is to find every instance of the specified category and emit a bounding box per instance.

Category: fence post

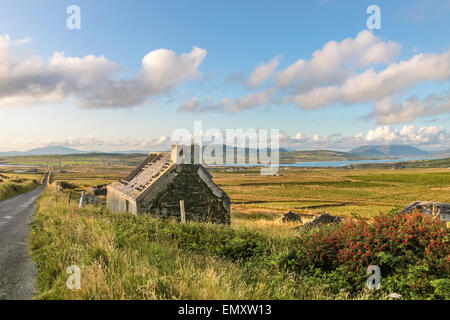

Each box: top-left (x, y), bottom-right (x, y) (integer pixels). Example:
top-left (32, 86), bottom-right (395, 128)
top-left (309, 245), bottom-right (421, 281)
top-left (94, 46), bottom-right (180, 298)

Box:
top-left (68, 192), bottom-right (72, 205)
top-left (79, 191), bottom-right (85, 208)
top-left (180, 200), bottom-right (186, 224)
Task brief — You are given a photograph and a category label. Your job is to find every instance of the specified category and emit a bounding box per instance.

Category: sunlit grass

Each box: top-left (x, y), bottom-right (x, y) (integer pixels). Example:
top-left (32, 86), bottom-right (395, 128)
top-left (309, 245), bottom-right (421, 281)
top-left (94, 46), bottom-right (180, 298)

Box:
top-left (0, 172), bottom-right (41, 201)
top-left (213, 167), bottom-right (450, 218)
top-left (28, 161), bottom-right (450, 299)
top-left (31, 191), bottom-right (331, 300)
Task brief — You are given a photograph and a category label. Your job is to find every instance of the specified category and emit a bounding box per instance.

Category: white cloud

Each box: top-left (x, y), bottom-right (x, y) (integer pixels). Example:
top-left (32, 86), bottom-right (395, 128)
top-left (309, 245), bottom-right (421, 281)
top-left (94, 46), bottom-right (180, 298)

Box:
top-left (177, 30), bottom-right (449, 128)
top-left (276, 125), bottom-right (449, 150)
top-left (289, 86), bottom-right (342, 110)
top-left (0, 35), bottom-right (207, 108)
top-left (230, 88), bottom-right (275, 112)
top-left (291, 50), bottom-right (450, 109)
top-left (16, 124), bottom-right (450, 152)
top-left (178, 88), bottom-right (275, 113)
top-left (246, 55), bottom-right (281, 87)
top-left (276, 30), bottom-right (401, 90)
top-left (366, 126), bottom-right (398, 142)
top-left (312, 133), bottom-right (330, 143)
top-left (366, 125), bottom-right (447, 145)
top-left (295, 132), bottom-right (306, 140)
top-left (140, 46), bottom-right (207, 94)
top-left (44, 134), bottom-right (100, 148)
top-left (370, 93), bottom-right (450, 124)
top-left (179, 97), bottom-right (200, 112)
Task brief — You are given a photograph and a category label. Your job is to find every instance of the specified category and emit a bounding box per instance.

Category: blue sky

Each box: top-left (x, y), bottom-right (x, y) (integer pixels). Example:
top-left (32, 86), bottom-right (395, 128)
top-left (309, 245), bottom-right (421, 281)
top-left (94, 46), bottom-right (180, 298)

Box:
top-left (0, 0), bottom-right (449, 151)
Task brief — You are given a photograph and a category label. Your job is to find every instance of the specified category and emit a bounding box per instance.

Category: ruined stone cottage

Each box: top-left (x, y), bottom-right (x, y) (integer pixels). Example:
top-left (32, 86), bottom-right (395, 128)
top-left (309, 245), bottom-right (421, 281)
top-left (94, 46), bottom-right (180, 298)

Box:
top-left (398, 201), bottom-right (450, 222)
top-left (106, 145), bottom-right (230, 224)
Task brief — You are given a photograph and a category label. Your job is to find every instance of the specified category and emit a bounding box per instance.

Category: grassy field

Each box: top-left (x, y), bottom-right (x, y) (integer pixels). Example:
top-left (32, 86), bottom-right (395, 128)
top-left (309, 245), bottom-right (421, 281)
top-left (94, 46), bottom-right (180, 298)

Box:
top-left (21, 156), bottom-right (450, 300)
top-left (30, 189), bottom-right (385, 300)
top-left (213, 166), bottom-right (450, 219)
top-left (30, 187), bottom-right (449, 300)
top-left (37, 159), bottom-right (450, 229)
top-left (51, 165), bottom-right (132, 189)
top-left (0, 153), bottom-right (147, 167)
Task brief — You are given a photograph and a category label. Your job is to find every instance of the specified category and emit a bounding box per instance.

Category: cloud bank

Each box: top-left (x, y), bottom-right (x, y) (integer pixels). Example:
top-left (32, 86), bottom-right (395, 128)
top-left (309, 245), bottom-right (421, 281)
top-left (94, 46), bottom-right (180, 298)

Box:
top-left (177, 30), bottom-right (450, 125)
top-left (31, 124), bottom-right (449, 153)
top-left (285, 125), bottom-right (449, 150)
top-left (290, 51), bottom-right (450, 109)
top-left (2, 31), bottom-right (449, 126)
top-left (0, 35), bottom-right (206, 108)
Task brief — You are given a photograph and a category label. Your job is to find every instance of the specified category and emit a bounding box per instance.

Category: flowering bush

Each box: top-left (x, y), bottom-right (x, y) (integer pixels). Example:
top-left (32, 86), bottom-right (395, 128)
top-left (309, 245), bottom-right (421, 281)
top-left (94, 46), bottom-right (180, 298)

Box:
top-left (284, 210), bottom-right (450, 299)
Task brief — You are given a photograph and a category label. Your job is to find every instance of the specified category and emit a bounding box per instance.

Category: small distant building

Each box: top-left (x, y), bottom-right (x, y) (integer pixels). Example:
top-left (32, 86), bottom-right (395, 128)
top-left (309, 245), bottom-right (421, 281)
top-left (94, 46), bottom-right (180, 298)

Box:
top-left (106, 145), bottom-right (230, 224)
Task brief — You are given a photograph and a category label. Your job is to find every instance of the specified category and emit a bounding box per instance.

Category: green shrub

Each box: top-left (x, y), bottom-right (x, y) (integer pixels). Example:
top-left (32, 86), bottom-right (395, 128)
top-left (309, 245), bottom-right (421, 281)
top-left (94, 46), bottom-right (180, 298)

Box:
top-left (112, 215), bottom-right (272, 261)
top-left (59, 181), bottom-right (77, 189)
top-left (430, 278), bottom-right (450, 299)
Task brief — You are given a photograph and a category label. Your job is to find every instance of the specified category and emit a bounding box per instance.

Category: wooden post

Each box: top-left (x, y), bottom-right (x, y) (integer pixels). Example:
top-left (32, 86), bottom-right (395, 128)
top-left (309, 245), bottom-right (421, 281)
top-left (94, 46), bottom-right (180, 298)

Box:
top-left (180, 200), bottom-right (186, 224)
top-left (79, 191), bottom-right (85, 208)
top-left (67, 192), bottom-right (72, 205)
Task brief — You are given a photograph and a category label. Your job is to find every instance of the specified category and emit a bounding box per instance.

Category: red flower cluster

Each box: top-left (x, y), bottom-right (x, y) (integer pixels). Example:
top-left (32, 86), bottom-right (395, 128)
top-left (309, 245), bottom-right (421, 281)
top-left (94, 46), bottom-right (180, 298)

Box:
top-left (287, 210), bottom-right (450, 277)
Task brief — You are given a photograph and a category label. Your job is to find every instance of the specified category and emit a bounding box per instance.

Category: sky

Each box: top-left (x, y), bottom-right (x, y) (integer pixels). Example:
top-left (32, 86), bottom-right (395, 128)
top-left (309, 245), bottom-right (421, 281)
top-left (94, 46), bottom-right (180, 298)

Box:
top-left (0, 0), bottom-right (449, 152)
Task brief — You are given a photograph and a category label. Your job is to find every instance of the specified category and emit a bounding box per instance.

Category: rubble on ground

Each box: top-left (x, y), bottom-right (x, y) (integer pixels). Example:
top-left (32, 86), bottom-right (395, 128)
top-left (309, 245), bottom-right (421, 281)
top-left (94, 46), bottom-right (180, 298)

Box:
top-left (300, 212), bottom-right (342, 229)
top-left (281, 211), bottom-right (302, 223)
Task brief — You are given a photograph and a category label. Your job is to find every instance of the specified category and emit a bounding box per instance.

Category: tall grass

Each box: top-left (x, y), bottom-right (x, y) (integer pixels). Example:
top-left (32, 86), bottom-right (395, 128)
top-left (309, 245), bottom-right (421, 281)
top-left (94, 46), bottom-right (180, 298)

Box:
top-left (0, 179), bottom-right (39, 201)
top-left (30, 190), bottom-right (333, 300)
top-left (31, 187), bottom-right (448, 300)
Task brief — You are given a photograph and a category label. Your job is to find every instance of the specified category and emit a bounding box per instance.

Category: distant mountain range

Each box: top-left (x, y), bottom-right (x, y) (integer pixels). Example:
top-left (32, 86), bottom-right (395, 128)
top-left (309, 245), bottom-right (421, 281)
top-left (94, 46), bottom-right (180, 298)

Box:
top-left (0, 145), bottom-right (289, 157)
top-left (349, 145), bottom-right (430, 157)
top-left (0, 146), bottom-right (85, 157)
top-left (0, 146), bottom-right (150, 157)
top-left (0, 144), bottom-right (447, 158)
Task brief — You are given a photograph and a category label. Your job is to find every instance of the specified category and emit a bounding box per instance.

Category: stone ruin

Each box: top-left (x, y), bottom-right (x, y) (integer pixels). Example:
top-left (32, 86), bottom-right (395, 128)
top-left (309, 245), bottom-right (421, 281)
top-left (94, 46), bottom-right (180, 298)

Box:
top-left (90, 184), bottom-right (108, 196)
top-left (106, 145), bottom-right (230, 224)
top-left (398, 201), bottom-right (450, 222)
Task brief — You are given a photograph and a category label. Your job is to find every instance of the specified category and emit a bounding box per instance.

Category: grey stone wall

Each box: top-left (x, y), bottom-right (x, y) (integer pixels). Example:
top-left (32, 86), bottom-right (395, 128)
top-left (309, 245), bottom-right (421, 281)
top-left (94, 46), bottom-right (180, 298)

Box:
top-left (106, 186), bottom-right (137, 215)
top-left (138, 164), bottom-right (230, 224)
